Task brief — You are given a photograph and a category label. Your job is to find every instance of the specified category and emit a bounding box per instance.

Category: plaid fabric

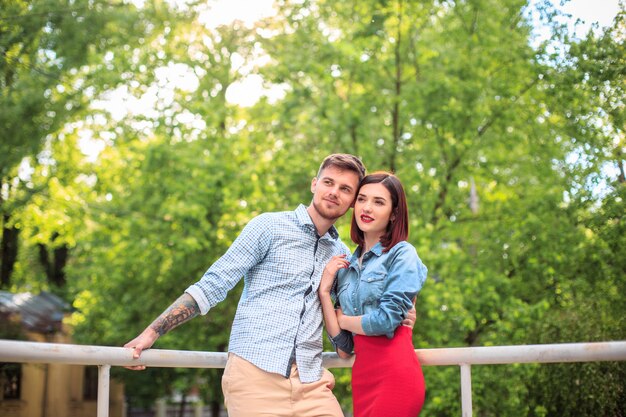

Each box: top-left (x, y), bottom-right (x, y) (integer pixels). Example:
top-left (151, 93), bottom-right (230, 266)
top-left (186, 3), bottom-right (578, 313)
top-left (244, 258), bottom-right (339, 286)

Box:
top-left (186, 205), bottom-right (350, 382)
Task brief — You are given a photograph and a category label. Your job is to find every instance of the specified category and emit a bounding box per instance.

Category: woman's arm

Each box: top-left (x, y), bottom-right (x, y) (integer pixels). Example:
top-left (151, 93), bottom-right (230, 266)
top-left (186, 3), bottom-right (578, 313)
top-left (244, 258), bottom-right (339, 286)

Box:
top-left (319, 255), bottom-right (353, 358)
top-left (337, 304), bottom-right (417, 335)
top-left (337, 308), bottom-right (363, 334)
top-left (319, 292), bottom-right (353, 358)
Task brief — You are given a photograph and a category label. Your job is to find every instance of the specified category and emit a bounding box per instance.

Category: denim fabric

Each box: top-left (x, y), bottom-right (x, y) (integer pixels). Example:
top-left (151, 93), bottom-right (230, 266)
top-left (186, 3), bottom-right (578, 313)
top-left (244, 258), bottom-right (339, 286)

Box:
top-left (336, 241), bottom-right (427, 338)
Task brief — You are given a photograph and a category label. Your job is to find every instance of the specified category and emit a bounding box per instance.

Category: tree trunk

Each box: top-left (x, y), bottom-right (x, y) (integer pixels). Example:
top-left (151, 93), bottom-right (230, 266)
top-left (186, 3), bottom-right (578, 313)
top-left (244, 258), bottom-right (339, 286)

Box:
top-left (389, 0), bottom-right (404, 173)
top-left (37, 232), bottom-right (68, 288)
top-left (1, 213), bottom-right (19, 289)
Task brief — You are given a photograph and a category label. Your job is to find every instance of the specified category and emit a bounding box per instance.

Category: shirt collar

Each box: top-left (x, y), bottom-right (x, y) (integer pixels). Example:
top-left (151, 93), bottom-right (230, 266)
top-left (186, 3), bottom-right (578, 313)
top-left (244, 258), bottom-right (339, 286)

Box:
top-left (348, 241), bottom-right (384, 268)
top-left (295, 204), bottom-right (340, 240)
top-left (369, 241), bottom-right (384, 256)
top-left (354, 241), bottom-right (384, 257)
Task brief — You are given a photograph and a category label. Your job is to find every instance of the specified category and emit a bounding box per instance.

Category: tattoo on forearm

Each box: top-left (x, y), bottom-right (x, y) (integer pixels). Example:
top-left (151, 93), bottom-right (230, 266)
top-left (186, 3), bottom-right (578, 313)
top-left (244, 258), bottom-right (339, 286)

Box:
top-left (150, 295), bottom-right (200, 336)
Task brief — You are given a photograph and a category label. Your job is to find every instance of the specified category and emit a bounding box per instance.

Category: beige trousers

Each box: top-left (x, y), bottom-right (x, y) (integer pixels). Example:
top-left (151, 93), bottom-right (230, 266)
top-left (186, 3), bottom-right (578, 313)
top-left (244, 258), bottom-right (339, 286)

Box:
top-left (221, 353), bottom-right (344, 417)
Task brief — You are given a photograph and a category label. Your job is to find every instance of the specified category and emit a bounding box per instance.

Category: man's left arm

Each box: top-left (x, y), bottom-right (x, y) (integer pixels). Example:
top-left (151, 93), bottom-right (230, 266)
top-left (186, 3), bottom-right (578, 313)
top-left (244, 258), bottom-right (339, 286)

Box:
top-left (402, 302), bottom-right (417, 328)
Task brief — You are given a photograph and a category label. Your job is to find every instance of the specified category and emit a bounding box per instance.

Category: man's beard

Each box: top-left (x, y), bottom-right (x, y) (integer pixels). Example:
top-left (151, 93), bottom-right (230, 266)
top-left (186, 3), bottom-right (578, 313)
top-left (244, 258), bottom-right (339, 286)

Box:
top-left (312, 199), bottom-right (344, 222)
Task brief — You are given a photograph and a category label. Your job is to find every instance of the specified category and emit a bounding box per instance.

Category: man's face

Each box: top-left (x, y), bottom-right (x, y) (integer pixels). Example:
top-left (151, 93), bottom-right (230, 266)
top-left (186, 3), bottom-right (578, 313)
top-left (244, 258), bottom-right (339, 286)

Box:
top-left (310, 166), bottom-right (360, 222)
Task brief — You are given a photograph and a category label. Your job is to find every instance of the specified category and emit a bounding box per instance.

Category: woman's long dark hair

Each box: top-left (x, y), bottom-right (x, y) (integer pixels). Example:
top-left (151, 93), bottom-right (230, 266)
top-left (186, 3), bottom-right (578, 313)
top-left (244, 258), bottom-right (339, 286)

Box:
top-left (350, 171), bottom-right (409, 252)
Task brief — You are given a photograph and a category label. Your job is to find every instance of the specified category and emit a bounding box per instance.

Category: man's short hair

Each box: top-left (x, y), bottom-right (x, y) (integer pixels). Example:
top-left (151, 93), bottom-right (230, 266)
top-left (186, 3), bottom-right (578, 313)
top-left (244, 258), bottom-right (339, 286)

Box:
top-left (317, 154), bottom-right (366, 180)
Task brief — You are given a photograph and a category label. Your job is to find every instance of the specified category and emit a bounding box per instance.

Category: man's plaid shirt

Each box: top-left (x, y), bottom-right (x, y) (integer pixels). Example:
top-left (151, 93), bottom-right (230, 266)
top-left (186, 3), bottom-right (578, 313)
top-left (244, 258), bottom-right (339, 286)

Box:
top-left (185, 204), bottom-right (350, 383)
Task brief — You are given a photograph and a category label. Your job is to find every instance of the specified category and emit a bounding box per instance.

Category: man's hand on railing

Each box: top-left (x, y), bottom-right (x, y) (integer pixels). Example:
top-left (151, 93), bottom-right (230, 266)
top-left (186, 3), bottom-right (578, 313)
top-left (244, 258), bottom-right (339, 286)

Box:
top-left (123, 293), bottom-right (201, 370)
top-left (123, 327), bottom-right (159, 370)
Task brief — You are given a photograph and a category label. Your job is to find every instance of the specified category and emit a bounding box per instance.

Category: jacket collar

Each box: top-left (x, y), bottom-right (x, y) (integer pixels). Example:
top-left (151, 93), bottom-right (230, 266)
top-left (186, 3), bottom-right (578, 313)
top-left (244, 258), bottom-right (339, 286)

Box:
top-left (349, 241), bottom-right (384, 268)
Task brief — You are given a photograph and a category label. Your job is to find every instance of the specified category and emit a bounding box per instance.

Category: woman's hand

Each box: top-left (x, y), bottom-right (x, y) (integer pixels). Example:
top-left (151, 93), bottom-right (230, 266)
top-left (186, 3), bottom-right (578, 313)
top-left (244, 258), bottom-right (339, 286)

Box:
top-left (318, 254), bottom-right (350, 295)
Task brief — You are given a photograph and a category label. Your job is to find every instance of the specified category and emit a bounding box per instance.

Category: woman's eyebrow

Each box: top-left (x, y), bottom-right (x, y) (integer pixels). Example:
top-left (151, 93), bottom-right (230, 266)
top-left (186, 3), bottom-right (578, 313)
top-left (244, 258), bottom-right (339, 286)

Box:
top-left (358, 193), bottom-right (387, 202)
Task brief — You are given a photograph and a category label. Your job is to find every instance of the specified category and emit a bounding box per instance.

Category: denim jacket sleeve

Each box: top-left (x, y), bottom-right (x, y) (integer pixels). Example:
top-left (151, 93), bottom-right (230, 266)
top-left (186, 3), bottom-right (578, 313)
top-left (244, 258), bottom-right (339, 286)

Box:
top-left (360, 242), bottom-right (427, 337)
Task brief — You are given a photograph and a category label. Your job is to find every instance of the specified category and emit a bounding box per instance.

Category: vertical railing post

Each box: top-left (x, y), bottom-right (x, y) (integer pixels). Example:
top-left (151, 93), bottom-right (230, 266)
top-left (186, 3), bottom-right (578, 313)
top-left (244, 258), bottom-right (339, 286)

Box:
top-left (194, 401), bottom-right (203, 417)
top-left (98, 364), bottom-right (111, 417)
top-left (460, 363), bottom-right (473, 417)
top-left (156, 398), bottom-right (167, 417)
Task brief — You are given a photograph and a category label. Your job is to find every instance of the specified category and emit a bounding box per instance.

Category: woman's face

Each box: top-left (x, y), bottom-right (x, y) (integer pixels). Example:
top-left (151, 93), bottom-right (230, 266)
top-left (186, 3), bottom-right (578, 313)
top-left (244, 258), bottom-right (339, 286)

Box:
top-left (354, 182), bottom-right (394, 237)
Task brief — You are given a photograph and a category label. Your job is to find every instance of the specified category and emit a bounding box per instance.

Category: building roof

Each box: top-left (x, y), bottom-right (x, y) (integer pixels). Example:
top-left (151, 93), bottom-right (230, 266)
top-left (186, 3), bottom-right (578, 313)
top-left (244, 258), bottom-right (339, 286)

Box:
top-left (0, 291), bottom-right (71, 334)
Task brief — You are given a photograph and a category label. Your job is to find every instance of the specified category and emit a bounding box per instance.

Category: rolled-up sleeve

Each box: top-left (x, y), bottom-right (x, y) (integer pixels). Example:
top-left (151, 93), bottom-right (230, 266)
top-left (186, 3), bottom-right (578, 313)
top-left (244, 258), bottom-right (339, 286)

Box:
top-left (328, 329), bottom-right (354, 353)
top-left (361, 243), bottom-right (427, 337)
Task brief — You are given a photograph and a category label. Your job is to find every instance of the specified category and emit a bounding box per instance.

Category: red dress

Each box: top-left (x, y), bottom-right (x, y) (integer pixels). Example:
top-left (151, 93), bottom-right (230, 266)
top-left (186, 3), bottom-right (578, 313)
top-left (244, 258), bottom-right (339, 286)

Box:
top-left (351, 325), bottom-right (425, 417)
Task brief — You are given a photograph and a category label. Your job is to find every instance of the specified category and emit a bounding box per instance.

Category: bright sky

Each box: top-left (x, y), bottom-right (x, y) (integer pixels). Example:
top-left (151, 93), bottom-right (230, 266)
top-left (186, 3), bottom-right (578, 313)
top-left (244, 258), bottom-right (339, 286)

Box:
top-left (117, 0), bottom-right (623, 110)
top-left (559, 0), bottom-right (621, 33)
top-left (207, 0), bottom-right (621, 36)
top-left (83, 0), bottom-right (621, 160)
top-left (202, 0), bottom-right (623, 107)
top-left (199, 0), bottom-right (276, 27)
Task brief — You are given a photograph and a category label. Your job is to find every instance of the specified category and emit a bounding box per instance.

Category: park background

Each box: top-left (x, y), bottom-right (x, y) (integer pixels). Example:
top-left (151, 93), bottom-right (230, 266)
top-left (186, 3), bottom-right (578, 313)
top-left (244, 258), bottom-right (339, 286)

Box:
top-left (1, 0), bottom-right (624, 415)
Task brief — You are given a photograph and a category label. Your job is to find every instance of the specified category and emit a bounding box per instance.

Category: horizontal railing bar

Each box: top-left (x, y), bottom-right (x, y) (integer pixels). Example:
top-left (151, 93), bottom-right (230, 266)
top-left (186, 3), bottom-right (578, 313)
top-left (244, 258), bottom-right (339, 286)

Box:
top-left (2, 339), bottom-right (625, 368)
top-left (324, 341), bottom-right (626, 368)
top-left (2, 340), bottom-right (227, 368)
top-left (418, 341), bottom-right (626, 366)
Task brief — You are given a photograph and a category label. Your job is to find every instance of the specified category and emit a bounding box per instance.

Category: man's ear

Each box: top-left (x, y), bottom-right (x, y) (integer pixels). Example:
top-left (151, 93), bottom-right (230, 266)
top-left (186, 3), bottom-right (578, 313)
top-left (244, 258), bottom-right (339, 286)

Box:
top-left (310, 177), bottom-right (318, 194)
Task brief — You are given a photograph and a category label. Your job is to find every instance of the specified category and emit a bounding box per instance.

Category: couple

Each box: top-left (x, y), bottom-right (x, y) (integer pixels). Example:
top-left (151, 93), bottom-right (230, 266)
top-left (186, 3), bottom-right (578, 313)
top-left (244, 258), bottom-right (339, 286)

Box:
top-left (125, 154), bottom-right (428, 417)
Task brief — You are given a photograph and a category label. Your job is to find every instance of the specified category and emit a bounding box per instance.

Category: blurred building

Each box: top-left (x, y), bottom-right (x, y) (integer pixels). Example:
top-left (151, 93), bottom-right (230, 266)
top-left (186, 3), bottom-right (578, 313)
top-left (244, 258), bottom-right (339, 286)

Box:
top-left (0, 290), bottom-right (125, 417)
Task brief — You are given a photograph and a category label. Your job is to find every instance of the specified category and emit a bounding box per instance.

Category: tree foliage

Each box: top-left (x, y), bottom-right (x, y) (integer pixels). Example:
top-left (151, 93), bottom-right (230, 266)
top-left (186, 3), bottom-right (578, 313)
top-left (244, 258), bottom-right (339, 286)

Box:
top-left (1, 0), bottom-right (624, 415)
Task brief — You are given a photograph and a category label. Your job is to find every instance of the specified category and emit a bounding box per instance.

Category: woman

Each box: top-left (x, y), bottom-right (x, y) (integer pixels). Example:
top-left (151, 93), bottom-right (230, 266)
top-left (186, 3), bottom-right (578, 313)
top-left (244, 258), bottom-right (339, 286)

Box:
top-left (318, 171), bottom-right (427, 417)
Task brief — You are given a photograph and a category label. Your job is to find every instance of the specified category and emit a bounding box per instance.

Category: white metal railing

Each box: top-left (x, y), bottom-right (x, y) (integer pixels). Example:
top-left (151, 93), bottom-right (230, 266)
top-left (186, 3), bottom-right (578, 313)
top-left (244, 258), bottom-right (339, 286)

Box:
top-left (2, 339), bottom-right (625, 417)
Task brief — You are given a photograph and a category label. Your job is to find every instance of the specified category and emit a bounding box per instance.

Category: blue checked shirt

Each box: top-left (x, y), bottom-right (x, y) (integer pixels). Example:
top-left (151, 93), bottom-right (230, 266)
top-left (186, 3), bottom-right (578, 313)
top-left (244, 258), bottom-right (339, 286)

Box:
top-left (185, 204), bottom-right (350, 383)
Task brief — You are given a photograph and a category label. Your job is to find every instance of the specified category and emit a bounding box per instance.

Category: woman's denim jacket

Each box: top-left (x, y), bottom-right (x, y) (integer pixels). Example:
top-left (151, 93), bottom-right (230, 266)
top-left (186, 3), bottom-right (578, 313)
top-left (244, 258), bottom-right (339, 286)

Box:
top-left (331, 241), bottom-right (427, 351)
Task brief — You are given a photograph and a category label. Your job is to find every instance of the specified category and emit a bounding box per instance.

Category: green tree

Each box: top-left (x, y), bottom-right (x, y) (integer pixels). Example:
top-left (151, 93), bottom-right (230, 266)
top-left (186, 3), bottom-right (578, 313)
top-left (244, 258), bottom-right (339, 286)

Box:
top-left (524, 9), bottom-right (626, 416)
top-left (0, 0), bottom-right (182, 291)
top-left (67, 18), bottom-right (271, 414)
top-left (252, 0), bottom-right (624, 414)
top-left (3, 0), bottom-right (624, 415)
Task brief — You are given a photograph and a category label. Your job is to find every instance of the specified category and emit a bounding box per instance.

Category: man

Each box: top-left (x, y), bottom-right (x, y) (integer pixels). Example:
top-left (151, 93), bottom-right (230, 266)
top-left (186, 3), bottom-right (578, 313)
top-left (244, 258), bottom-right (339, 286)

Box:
top-left (125, 154), bottom-right (412, 416)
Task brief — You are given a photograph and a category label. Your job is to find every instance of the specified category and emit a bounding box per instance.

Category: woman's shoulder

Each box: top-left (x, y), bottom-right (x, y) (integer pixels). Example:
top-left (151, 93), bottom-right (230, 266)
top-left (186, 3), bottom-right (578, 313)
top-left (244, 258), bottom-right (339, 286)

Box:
top-left (388, 240), bottom-right (418, 257)
top-left (388, 241), bottom-right (427, 281)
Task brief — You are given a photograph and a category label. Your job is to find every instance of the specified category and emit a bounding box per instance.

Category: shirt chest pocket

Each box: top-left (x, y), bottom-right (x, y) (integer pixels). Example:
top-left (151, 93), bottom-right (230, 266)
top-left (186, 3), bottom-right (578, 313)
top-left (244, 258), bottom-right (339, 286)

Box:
top-left (359, 271), bottom-right (386, 304)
